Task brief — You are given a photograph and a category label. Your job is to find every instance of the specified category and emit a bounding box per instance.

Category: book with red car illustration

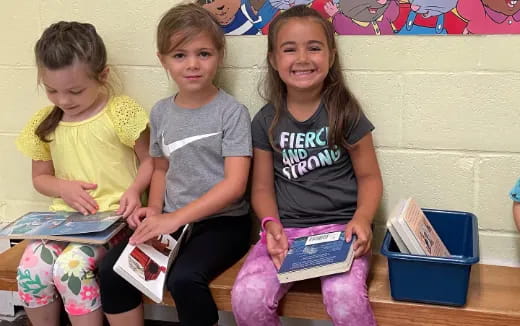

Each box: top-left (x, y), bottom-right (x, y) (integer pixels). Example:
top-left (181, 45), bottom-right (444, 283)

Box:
top-left (113, 224), bottom-right (191, 303)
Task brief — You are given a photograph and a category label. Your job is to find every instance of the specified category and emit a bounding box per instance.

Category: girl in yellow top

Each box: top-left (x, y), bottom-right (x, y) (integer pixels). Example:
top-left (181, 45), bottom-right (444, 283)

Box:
top-left (15, 22), bottom-right (152, 326)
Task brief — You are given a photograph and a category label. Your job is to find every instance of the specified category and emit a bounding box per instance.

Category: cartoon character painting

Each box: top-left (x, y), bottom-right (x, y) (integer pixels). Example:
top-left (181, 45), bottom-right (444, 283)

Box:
top-left (457, 0), bottom-right (520, 34)
top-left (200, 0), bottom-right (261, 34)
top-left (199, 0), bottom-right (520, 35)
top-left (394, 0), bottom-right (467, 34)
top-left (323, 0), bottom-right (400, 35)
top-left (200, 0), bottom-right (311, 35)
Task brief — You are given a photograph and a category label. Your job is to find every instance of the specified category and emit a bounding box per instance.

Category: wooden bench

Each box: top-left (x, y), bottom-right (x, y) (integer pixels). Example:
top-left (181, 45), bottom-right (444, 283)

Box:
top-left (2, 241), bottom-right (520, 325)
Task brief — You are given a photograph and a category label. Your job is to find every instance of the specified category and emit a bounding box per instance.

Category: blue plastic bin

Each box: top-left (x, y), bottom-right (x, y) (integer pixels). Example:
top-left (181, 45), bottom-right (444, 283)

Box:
top-left (380, 208), bottom-right (479, 306)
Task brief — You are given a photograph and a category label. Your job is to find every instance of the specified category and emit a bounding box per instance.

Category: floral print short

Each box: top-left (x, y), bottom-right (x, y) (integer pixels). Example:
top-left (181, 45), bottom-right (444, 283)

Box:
top-left (17, 226), bottom-right (131, 316)
top-left (17, 240), bottom-right (108, 315)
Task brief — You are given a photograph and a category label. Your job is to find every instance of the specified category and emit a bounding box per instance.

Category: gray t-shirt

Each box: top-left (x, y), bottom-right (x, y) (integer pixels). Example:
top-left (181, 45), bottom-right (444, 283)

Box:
top-left (251, 102), bottom-right (374, 228)
top-left (150, 89), bottom-right (252, 219)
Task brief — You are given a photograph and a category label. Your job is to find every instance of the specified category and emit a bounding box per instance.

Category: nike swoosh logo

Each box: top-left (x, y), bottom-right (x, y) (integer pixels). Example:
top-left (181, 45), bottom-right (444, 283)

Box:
top-left (162, 132), bottom-right (221, 156)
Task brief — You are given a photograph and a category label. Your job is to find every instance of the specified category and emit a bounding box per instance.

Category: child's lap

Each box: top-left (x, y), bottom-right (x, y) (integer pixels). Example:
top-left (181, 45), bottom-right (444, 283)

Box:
top-left (169, 215), bottom-right (251, 284)
top-left (19, 240), bottom-right (107, 275)
top-left (235, 223), bottom-right (370, 297)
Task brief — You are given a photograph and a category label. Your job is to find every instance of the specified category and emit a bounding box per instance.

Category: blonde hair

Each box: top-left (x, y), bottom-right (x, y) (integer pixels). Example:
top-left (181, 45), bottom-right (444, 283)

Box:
top-left (263, 5), bottom-right (362, 151)
top-left (34, 21), bottom-right (109, 142)
top-left (157, 3), bottom-right (225, 56)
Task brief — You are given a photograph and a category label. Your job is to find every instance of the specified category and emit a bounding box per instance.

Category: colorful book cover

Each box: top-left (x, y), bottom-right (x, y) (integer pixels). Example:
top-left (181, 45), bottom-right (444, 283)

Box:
top-left (0, 211), bottom-right (123, 244)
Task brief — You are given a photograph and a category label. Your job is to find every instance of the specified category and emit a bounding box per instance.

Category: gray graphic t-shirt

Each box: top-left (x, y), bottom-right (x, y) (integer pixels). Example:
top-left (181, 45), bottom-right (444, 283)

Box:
top-left (251, 102), bottom-right (374, 228)
top-left (150, 89), bottom-right (252, 219)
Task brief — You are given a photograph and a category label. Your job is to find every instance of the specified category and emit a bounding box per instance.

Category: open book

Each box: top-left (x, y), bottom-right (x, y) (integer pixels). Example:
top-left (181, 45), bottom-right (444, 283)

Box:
top-left (387, 198), bottom-right (450, 257)
top-left (113, 224), bottom-right (191, 303)
top-left (277, 231), bottom-right (356, 283)
top-left (0, 211), bottom-right (125, 244)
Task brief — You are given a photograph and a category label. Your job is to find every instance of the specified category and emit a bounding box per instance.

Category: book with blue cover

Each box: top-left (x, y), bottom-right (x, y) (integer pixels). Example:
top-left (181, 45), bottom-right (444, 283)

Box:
top-left (277, 231), bottom-right (356, 283)
top-left (0, 211), bottom-right (125, 244)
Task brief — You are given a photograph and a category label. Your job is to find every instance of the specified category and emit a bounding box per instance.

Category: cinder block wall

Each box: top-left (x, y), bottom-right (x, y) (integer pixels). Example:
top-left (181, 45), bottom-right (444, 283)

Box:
top-left (1, 1), bottom-right (519, 266)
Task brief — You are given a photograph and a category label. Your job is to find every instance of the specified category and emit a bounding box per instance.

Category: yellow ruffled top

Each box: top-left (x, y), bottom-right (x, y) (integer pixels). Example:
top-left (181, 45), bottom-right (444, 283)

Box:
top-left (16, 95), bottom-right (149, 212)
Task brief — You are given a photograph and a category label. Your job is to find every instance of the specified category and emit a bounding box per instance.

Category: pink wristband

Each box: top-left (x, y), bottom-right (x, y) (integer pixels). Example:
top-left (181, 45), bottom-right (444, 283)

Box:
top-left (260, 217), bottom-right (280, 244)
top-left (261, 216), bottom-right (280, 231)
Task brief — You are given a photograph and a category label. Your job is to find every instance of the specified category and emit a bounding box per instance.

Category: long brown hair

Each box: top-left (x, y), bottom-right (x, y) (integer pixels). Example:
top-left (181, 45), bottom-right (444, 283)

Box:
top-left (263, 5), bottom-right (362, 151)
top-left (34, 21), bottom-right (108, 142)
top-left (157, 3), bottom-right (225, 57)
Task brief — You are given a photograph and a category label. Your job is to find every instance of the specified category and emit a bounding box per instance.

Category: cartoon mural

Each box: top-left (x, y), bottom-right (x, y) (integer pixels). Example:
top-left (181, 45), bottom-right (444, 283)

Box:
top-left (323, 0), bottom-right (399, 35)
top-left (457, 0), bottom-right (520, 34)
top-left (394, 0), bottom-right (466, 34)
top-left (199, 0), bottom-right (520, 34)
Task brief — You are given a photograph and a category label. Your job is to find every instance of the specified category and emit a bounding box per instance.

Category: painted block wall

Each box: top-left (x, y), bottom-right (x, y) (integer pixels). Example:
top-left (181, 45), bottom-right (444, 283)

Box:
top-left (1, 1), bottom-right (519, 269)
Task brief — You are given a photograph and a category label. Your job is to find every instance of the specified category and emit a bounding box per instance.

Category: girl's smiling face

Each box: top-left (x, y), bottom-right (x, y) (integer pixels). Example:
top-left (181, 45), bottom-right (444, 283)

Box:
top-left (269, 18), bottom-right (333, 96)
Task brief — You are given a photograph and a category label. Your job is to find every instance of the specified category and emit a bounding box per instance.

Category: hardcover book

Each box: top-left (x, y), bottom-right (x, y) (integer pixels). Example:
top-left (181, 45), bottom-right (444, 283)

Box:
top-left (277, 231), bottom-right (355, 284)
top-left (113, 224), bottom-right (191, 303)
top-left (386, 200), bottom-right (410, 254)
top-left (387, 198), bottom-right (450, 257)
top-left (0, 211), bottom-right (124, 244)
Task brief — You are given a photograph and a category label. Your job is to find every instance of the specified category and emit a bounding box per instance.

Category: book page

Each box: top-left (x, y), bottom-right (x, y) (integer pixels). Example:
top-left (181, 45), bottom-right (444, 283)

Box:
top-left (114, 234), bottom-right (177, 302)
top-left (113, 224), bottom-right (191, 303)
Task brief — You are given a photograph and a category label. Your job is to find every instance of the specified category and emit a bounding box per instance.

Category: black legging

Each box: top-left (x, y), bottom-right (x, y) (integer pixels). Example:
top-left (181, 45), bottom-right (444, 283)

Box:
top-left (99, 214), bottom-right (251, 326)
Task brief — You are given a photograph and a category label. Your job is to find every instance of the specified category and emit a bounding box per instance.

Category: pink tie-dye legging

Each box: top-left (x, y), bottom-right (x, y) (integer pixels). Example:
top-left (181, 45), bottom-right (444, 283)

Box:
top-left (231, 223), bottom-right (376, 326)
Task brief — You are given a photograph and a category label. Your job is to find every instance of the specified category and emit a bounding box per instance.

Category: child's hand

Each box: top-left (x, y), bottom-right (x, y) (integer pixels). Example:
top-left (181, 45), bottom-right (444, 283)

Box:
top-left (265, 221), bottom-right (289, 270)
top-left (117, 186), bottom-right (141, 218)
top-left (129, 212), bottom-right (179, 245)
top-left (127, 206), bottom-right (160, 229)
top-left (59, 180), bottom-right (98, 215)
top-left (345, 216), bottom-right (372, 258)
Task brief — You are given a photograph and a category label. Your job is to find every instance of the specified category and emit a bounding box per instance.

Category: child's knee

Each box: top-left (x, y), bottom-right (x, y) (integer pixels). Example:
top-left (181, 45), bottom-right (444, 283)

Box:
top-left (231, 276), bottom-right (276, 318)
top-left (52, 250), bottom-right (97, 293)
top-left (323, 285), bottom-right (371, 322)
top-left (167, 269), bottom-right (202, 299)
top-left (17, 246), bottom-right (55, 296)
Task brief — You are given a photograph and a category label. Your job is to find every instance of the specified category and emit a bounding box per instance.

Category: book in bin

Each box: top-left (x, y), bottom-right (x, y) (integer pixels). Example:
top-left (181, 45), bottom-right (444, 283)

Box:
top-left (277, 231), bottom-right (356, 283)
top-left (0, 211), bottom-right (125, 244)
top-left (113, 224), bottom-right (191, 303)
top-left (386, 197), bottom-right (450, 257)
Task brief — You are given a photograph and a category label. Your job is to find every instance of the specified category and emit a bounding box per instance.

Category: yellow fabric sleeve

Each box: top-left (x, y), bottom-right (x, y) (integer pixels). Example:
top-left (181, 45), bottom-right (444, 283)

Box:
top-left (15, 106), bottom-right (54, 161)
top-left (106, 96), bottom-right (149, 147)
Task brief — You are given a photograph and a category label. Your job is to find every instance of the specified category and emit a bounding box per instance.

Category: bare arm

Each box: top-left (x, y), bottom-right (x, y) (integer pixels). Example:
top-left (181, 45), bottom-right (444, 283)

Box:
top-left (251, 148), bottom-right (279, 222)
top-left (32, 160), bottom-right (61, 198)
top-left (126, 156), bottom-right (168, 227)
top-left (148, 157), bottom-right (168, 212)
top-left (32, 160), bottom-right (98, 215)
top-left (513, 202), bottom-right (520, 232)
top-left (130, 129), bottom-right (153, 194)
top-left (349, 133), bottom-right (383, 224)
top-left (251, 148), bottom-right (288, 269)
top-left (118, 129), bottom-right (154, 217)
top-left (345, 133), bottom-right (383, 256)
